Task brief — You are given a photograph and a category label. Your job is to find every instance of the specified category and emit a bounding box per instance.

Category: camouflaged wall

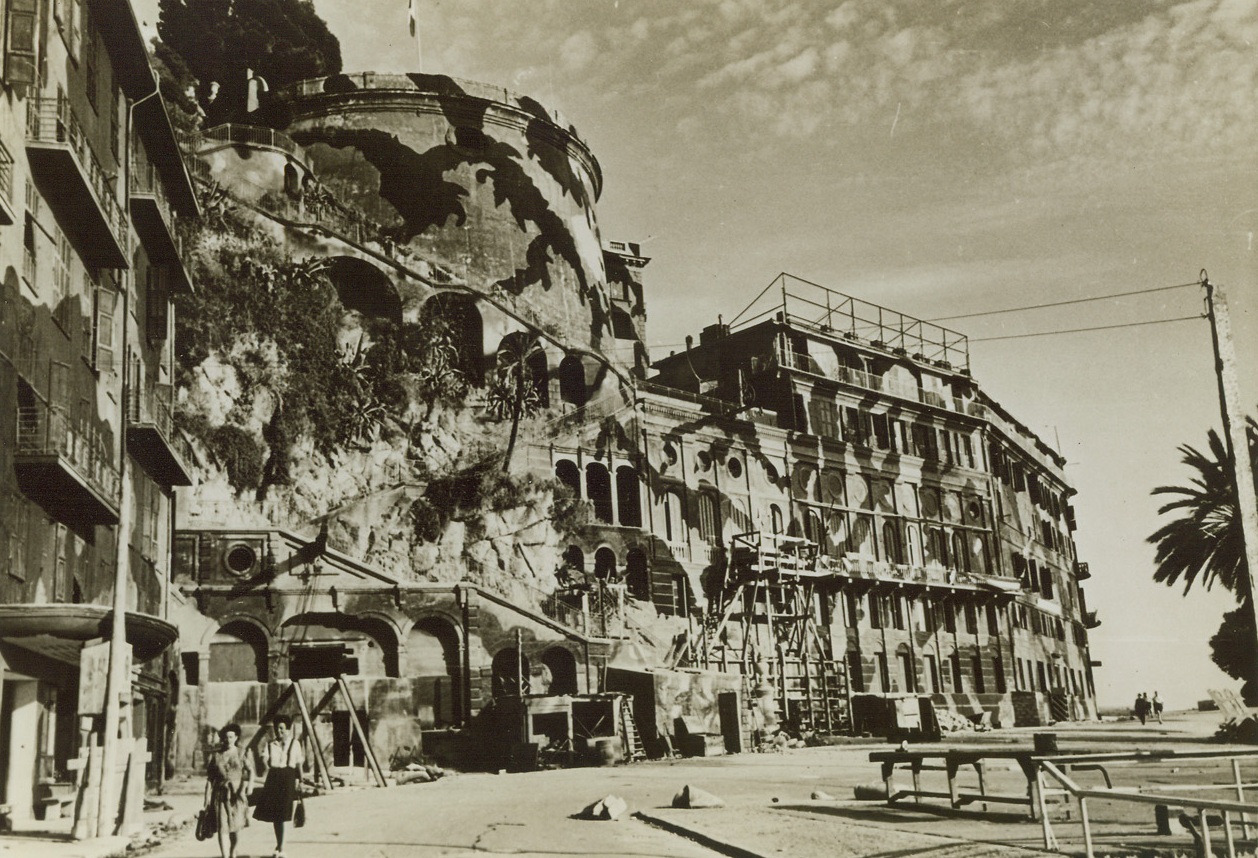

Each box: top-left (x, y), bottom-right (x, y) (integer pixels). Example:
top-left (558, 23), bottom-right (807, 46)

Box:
top-left (280, 74), bottom-right (617, 362)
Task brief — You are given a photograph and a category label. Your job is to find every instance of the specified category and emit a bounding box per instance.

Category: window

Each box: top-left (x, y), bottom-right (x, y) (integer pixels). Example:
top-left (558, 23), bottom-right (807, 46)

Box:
top-left (662, 490), bottom-right (684, 543)
top-left (951, 531), bottom-right (969, 574)
top-left (876, 652), bottom-right (891, 692)
top-left (585, 463), bottom-right (612, 523)
top-left (84, 6), bottom-right (97, 110)
top-left (769, 504), bottom-right (783, 535)
top-left (1037, 661), bottom-right (1048, 692)
top-left (4, 0), bottom-right (38, 84)
top-left (554, 460), bottom-right (580, 497)
top-left (847, 651), bottom-right (865, 693)
top-left (898, 650), bottom-right (916, 693)
top-left (872, 412), bottom-right (893, 450)
top-left (950, 652), bottom-right (963, 691)
top-left (994, 656), bottom-right (1006, 694)
top-left (868, 593), bottom-right (883, 629)
top-left (843, 407), bottom-right (870, 446)
top-left (963, 603), bottom-right (977, 634)
top-left (943, 601), bottom-right (957, 633)
top-left (811, 397), bottom-right (840, 440)
top-left (1015, 658), bottom-right (1026, 691)
top-left (986, 604), bottom-right (1000, 635)
top-left (882, 521), bottom-right (902, 564)
top-left (1040, 568), bottom-right (1055, 600)
top-left (921, 597), bottom-right (936, 633)
top-left (615, 466), bottom-right (642, 527)
top-left (90, 284), bottom-right (117, 373)
top-left (147, 266), bottom-right (170, 343)
top-left (697, 492), bottom-right (720, 544)
top-left (927, 528), bottom-right (948, 566)
top-left (891, 596), bottom-right (905, 630)
top-left (925, 654), bottom-right (939, 692)
top-left (971, 654), bottom-right (985, 694)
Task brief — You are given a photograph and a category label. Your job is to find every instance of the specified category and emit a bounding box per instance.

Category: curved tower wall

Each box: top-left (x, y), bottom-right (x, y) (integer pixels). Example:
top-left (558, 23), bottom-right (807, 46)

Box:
top-left (280, 73), bottom-right (615, 359)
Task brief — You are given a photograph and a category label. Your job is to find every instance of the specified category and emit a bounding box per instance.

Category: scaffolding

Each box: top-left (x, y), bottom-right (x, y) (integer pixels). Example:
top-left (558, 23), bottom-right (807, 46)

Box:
top-left (683, 531), bottom-right (851, 735)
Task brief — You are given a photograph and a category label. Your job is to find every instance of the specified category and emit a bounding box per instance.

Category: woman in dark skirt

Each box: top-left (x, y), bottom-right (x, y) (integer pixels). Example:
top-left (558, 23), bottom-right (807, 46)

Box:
top-left (252, 714), bottom-right (305, 858)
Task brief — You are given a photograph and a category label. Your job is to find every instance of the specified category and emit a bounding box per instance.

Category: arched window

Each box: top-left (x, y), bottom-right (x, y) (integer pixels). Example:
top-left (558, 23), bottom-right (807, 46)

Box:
top-left (209, 620), bottom-right (268, 683)
top-left (769, 504), bottom-right (784, 535)
top-left (804, 509), bottom-right (823, 545)
top-left (927, 527), bottom-right (948, 566)
top-left (697, 492), bottom-right (721, 544)
top-left (559, 355), bottom-right (586, 405)
top-left (555, 460), bottom-right (580, 497)
top-left (586, 463), bottom-right (613, 522)
top-left (882, 521), bottom-right (902, 564)
top-left (540, 646), bottom-right (578, 696)
top-left (626, 549), bottom-right (649, 601)
top-left (905, 524), bottom-right (922, 566)
top-left (662, 490), bottom-right (685, 543)
top-left (951, 531), bottom-right (969, 574)
top-left (492, 648), bottom-right (529, 697)
top-left (422, 292), bottom-right (484, 385)
top-left (527, 344), bottom-right (550, 408)
top-left (561, 545), bottom-right (585, 582)
top-left (407, 616), bottom-right (463, 725)
top-left (593, 546), bottom-right (617, 580)
top-left (615, 466), bottom-right (642, 527)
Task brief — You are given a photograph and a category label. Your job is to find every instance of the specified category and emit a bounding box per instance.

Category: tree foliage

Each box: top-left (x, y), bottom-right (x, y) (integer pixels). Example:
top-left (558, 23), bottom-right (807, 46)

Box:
top-left (1149, 417), bottom-right (1257, 595)
top-left (157, 0), bottom-right (342, 124)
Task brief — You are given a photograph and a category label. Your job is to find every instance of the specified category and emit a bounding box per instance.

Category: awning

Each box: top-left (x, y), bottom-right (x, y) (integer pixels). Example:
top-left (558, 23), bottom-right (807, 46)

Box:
top-left (0, 604), bottom-right (178, 662)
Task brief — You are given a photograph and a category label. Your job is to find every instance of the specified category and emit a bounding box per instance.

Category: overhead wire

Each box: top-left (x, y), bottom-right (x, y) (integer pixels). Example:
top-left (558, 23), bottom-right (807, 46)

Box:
top-left (928, 280), bottom-right (1200, 322)
top-left (971, 315), bottom-right (1202, 343)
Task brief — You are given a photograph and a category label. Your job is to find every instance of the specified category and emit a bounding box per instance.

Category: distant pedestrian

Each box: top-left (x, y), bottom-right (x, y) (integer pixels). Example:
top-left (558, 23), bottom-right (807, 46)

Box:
top-left (1134, 692), bottom-right (1149, 725)
top-left (205, 723), bottom-right (251, 858)
top-left (1152, 691), bottom-right (1164, 724)
top-left (253, 714), bottom-right (306, 858)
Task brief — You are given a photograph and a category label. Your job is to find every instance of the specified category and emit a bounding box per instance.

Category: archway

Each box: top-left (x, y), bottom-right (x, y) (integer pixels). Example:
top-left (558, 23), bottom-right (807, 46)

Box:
top-left (492, 648), bottom-right (529, 698)
top-left (407, 615), bottom-right (463, 726)
top-left (555, 460), bottom-right (580, 497)
top-left (422, 292), bottom-right (485, 385)
top-left (559, 355), bottom-right (586, 405)
top-left (325, 256), bottom-right (403, 324)
top-left (495, 331), bottom-right (550, 408)
top-left (593, 547), bottom-right (617, 581)
top-left (586, 463), bottom-right (613, 523)
top-left (281, 613), bottom-right (399, 679)
top-left (540, 647), bottom-right (578, 696)
top-left (208, 620), bottom-right (268, 682)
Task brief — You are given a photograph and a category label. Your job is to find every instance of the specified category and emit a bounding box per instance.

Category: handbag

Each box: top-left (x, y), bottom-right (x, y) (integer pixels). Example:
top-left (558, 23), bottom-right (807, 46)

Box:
top-left (195, 807), bottom-right (217, 841)
top-left (293, 794), bottom-right (306, 828)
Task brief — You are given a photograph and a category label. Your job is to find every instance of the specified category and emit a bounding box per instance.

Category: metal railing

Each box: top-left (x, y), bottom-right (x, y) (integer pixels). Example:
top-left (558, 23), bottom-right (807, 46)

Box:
top-left (25, 95), bottom-right (127, 249)
top-left (779, 342), bottom-right (985, 419)
top-left (16, 403), bottom-right (120, 501)
top-left (128, 384), bottom-right (194, 467)
top-left (189, 124), bottom-right (311, 168)
top-left (1038, 753), bottom-right (1258, 858)
top-left (130, 160), bottom-right (175, 226)
top-left (0, 140), bottom-right (14, 209)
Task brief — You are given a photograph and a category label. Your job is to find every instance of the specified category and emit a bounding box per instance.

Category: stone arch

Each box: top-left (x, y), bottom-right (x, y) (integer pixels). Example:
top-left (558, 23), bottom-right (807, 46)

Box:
top-left (555, 459), bottom-right (580, 497)
top-left (280, 612), bottom-right (399, 679)
top-left (609, 304), bottom-right (635, 340)
top-left (593, 546), bottom-right (617, 581)
top-left (325, 256), bottom-right (403, 324)
top-left (586, 462), bottom-right (613, 523)
top-left (209, 619), bottom-right (270, 683)
top-left (625, 548), bottom-right (649, 601)
top-left (540, 646), bottom-right (578, 696)
top-left (558, 355), bottom-right (586, 405)
top-left (492, 647), bottom-right (530, 697)
top-left (407, 613), bottom-right (464, 726)
top-left (422, 291), bottom-right (485, 384)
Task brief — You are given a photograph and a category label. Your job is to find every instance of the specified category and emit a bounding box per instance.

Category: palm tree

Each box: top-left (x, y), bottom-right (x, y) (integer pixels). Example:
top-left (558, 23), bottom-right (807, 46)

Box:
top-left (1149, 415), bottom-right (1258, 699)
top-left (1148, 417), bottom-right (1256, 595)
top-left (487, 334), bottom-right (546, 472)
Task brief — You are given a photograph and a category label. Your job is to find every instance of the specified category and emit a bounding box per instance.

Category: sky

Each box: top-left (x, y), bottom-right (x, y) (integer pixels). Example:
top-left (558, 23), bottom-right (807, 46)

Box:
top-left (135, 0), bottom-right (1258, 709)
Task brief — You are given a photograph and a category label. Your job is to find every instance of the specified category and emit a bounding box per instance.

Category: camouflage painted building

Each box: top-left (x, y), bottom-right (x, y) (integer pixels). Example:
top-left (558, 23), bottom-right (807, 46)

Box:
top-left (166, 66), bottom-right (1097, 774)
top-left (0, 0), bottom-right (197, 829)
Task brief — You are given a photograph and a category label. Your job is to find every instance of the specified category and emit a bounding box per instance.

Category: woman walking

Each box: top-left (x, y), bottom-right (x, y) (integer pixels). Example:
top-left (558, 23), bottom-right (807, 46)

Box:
top-left (252, 714), bottom-right (305, 858)
top-left (205, 723), bottom-right (252, 858)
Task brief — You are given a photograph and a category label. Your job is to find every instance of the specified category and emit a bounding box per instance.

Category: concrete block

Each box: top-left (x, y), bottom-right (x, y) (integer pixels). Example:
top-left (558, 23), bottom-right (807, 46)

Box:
top-left (671, 785), bottom-right (725, 808)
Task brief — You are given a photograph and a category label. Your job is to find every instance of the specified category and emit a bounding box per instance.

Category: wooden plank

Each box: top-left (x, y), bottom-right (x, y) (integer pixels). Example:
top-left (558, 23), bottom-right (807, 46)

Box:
top-left (336, 677), bottom-right (386, 788)
top-left (291, 680), bottom-right (333, 792)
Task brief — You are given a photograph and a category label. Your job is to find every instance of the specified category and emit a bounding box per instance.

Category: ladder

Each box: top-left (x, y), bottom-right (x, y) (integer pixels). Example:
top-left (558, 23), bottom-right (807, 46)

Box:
top-left (620, 696), bottom-right (646, 761)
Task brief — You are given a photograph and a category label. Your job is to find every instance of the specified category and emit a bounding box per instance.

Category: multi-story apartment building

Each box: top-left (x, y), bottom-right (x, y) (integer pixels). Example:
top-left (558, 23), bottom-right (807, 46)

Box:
top-left (614, 274), bottom-right (1099, 731)
top-left (0, 0), bottom-right (196, 832)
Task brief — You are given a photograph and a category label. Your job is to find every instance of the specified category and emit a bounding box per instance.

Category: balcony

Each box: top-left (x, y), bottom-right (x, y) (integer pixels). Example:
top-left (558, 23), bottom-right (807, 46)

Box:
top-left (126, 385), bottom-right (193, 486)
top-left (26, 95), bottom-right (128, 268)
top-left (1083, 610), bottom-right (1101, 629)
top-left (130, 163), bottom-right (192, 291)
top-left (15, 403), bottom-right (120, 525)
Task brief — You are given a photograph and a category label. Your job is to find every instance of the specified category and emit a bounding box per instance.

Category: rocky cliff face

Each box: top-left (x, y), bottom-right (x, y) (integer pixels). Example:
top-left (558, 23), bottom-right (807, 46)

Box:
top-left (174, 208), bottom-right (581, 606)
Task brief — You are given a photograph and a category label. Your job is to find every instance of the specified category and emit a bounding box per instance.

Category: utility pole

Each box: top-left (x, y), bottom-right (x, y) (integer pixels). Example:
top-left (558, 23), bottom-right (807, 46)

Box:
top-left (1202, 271), bottom-right (1258, 690)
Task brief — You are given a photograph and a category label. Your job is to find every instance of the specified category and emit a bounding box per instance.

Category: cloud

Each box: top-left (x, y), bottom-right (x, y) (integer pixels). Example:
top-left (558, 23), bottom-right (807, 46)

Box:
top-left (559, 31), bottom-right (599, 72)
